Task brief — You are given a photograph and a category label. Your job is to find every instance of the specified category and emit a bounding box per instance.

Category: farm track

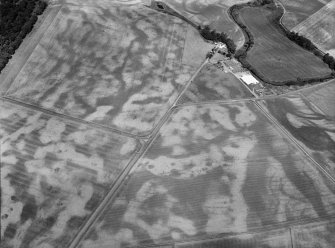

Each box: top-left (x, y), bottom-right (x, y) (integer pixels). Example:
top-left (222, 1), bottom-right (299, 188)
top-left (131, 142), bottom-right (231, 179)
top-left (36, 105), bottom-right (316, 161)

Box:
top-left (291, 0), bottom-right (335, 33)
top-left (67, 58), bottom-right (209, 248)
top-left (163, 219), bottom-right (335, 248)
top-left (0, 96), bottom-right (140, 140)
top-left (255, 100), bottom-right (335, 184)
top-left (229, 1), bottom-right (333, 85)
top-left (2, 1), bottom-right (335, 247)
top-left (0, 5), bottom-right (62, 95)
top-left (176, 77), bottom-right (335, 108)
top-left (276, 0), bottom-right (287, 30)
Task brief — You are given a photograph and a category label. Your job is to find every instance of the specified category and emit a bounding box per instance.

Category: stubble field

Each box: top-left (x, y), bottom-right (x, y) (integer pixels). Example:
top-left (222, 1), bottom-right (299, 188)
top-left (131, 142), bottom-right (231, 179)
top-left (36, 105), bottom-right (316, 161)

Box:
top-left (77, 102), bottom-right (335, 248)
top-left (0, 100), bottom-right (139, 248)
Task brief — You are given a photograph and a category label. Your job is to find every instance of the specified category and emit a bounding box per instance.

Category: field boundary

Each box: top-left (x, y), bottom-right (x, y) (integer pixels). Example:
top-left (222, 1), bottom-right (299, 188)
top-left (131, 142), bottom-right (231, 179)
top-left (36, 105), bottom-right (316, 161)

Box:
top-left (229, 1), bottom-right (334, 86)
top-left (125, 217), bottom-right (335, 248)
top-left (291, 0), bottom-right (335, 33)
top-left (1, 96), bottom-right (141, 139)
top-left (66, 57), bottom-right (209, 248)
top-left (255, 100), bottom-right (335, 184)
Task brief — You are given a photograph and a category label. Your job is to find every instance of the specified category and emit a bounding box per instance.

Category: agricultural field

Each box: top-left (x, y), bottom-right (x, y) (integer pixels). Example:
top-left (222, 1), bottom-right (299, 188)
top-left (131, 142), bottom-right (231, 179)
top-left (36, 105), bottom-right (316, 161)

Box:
top-left (77, 102), bottom-right (335, 248)
top-left (165, 0), bottom-right (250, 49)
top-left (279, 0), bottom-right (331, 30)
top-left (237, 5), bottom-right (332, 83)
top-left (291, 0), bottom-right (335, 57)
top-left (302, 80), bottom-right (335, 118)
top-left (292, 220), bottom-right (335, 248)
top-left (48, 0), bottom-right (149, 6)
top-left (262, 95), bottom-right (335, 179)
top-left (2, 2), bottom-right (202, 137)
top-left (178, 64), bottom-right (253, 104)
top-left (176, 229), bottom-right (291, 248)
top-left (182, 27), bottom-right (214, 69)
top-left (0, 100), bottom-right (139, 248)
top-left (1, 0), bottom-right (335, 248)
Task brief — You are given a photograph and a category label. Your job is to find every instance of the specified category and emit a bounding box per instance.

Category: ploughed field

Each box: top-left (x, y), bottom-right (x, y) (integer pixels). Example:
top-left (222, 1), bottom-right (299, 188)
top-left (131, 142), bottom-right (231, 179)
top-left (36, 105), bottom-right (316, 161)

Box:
top-left (237, 5), bottom-right (332, 83)
top-left (0, 101), bottom-right (139, 248)
top-left (77, 102), bottom-right (335, 248)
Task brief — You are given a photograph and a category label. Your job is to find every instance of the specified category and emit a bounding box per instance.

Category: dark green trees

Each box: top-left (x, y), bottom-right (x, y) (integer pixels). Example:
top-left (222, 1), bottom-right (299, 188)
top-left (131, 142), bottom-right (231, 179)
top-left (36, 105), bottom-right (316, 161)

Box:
top-left (286, 31), bottom-right (335, 70)
top-left (286, 32), bottom-right (317, 51)
top-left (0, 0), bottom-right (47, 72)
top-left (198, 25), bottom-right (236, 54)
top-left (323, 53), bottom-right (335, 70)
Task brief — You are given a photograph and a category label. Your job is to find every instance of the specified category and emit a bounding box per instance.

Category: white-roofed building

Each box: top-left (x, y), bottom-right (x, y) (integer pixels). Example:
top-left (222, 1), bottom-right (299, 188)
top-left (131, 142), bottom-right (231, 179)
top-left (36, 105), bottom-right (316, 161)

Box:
top-left (239, 73), bottom-right (259, 85)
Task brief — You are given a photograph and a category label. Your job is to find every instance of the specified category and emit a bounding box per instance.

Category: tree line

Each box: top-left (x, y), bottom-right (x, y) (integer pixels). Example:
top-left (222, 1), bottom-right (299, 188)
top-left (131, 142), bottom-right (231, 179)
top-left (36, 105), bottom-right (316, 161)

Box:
top-left (0, 0), bottom-right (47, 72)
top-left (252, 0), bottom-right (273, 6)
top-left (198, 25), bottom-right (237, 54)
top-left (286, 31), bottom-right (335, 70)
top-left (230, 0), bottom-right (335, 86)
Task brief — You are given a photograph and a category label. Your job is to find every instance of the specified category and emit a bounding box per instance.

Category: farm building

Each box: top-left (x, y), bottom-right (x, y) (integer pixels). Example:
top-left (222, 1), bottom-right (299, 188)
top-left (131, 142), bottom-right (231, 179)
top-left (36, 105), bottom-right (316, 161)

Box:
top-left (239, 73), bottom-right (259, 85)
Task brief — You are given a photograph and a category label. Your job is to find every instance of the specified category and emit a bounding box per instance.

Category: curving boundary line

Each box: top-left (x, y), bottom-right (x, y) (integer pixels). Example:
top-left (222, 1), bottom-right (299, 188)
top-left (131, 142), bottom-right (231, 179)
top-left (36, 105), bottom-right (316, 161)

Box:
top-left (228, 0), bottom-right (334, 86)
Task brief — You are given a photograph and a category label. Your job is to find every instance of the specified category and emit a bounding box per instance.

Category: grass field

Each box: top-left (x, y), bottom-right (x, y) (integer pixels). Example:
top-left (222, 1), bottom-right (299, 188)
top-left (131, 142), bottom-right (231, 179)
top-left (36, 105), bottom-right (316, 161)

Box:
top-left (262, 95), bottom-right (335, 179)
top-left (291, 0), bottom-right (335, 57)
top-left (302, 80), bottom-right (335, 117)
top-left (3, 3), bottom-right (200, 136)
top-left (165, 0), bottom-right (250, 49)
top-left (0, 100), bottom-right (139, 248)
top-left (77, 102), bottom-right (335, 247)
top-left (279, 0), bottom-right (331, 30)
top-left (178, 64), bottom-right (253, 104)
top-left (237, 5), bottom-right (332, 83)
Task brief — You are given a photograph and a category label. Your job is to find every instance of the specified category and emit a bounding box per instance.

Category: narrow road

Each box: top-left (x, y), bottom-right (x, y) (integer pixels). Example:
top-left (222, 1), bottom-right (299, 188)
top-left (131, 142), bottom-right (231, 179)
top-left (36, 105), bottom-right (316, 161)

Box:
top-left (68, 58), bottom-right (209, 248)
top-left (255, 100), bottom-right (335, 184)
top-left (276, 0), bottom-right (286, 28)
top-left (0, 96), bottom-right (140, 139)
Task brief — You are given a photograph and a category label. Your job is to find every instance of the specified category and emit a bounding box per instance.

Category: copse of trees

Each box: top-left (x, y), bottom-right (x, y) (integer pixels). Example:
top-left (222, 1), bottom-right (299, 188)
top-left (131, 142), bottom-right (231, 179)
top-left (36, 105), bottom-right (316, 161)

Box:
top-left (0, 0), bottom-right (47, 72)
top-left (323, 53), bottom-right (335, 70)
top-left (198, 25), bottom-right (237, 54)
